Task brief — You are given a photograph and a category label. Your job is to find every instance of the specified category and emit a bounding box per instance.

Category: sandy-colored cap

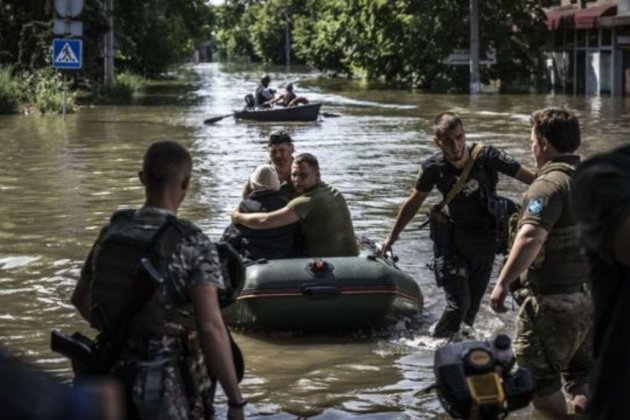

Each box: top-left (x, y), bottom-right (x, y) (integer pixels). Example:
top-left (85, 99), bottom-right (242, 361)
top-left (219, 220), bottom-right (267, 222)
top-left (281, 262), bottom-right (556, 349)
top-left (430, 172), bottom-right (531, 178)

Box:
top-left (249, 164), bottom-right (280, 191)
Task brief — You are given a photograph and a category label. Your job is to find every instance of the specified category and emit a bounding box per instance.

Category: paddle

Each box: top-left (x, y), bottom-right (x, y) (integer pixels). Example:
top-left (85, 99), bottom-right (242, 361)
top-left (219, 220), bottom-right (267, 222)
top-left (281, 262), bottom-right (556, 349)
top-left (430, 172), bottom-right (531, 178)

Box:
top-left (322, 111), bottom-right (341, 118)
top-left (203, 113), bottom-right (233, 125)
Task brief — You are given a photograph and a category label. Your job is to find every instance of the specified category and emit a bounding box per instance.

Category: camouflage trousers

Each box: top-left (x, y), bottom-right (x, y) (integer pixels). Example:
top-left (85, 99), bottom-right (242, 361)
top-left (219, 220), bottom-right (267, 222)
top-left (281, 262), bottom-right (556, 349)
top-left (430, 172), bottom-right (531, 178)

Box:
top-left (512, 290), bottom-right (593, 397)
top-left (132, 357), bottom-right (190, 420)
top-left (113, 343), bottom-right (215, 420)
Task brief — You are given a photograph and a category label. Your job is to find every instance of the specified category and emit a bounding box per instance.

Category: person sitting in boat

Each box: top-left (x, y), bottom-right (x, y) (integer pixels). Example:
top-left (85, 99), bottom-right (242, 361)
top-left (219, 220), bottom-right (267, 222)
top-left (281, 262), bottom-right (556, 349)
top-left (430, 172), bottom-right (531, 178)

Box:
top-left (223, 164), bottom-right (302, 262)
top-left (254, 75), bottom-right (276, 108)
top-left (242, 130), bottom-right (298, 201)
top-left (232, 153), bottom-right (359, 257)
top-left (265, 83), bottom-right (309, 108)
top-left (243, 93), bottom-right (256, 110)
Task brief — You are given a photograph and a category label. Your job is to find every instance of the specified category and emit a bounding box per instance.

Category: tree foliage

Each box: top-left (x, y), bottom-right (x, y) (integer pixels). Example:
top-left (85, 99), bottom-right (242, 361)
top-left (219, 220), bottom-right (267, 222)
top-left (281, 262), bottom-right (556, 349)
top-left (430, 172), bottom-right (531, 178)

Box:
top-left (115, 0), bottom-right (215, 77)
top-left (214, 0), bottom-right (260, 61)
top-left (0, 0), bottom-right (555, 92)
top-left (0, 0), bottom-right (215, 81)
top-left (213, 0), bottom-right (555, 92)
top-left (248, 0), bottom-right (290, 65)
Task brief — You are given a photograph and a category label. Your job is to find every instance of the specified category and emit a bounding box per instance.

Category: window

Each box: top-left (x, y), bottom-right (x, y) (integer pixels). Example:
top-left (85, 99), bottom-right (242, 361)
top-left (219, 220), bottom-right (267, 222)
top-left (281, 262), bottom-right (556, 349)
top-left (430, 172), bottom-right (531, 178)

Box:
top-left (565, 30), bottom-right (575, 49)
top-left (577, 30), bottom-right (586, 48)
top-left (601, 29), bottom-right (612, 47)
top-left (588, 30), bottom-right (599, 48)
top-left (555, 30), bottom-right (564, 48)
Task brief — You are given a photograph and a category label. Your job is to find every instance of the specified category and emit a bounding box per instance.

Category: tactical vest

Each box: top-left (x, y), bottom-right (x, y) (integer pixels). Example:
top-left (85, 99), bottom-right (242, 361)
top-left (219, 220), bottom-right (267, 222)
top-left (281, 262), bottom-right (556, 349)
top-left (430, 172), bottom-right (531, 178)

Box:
top-left (519, 162), bottom-right (587, 294)
top-left (434, 145), bottom-right (498, 232)
top-left (90, 210), bottom-right (199, 338)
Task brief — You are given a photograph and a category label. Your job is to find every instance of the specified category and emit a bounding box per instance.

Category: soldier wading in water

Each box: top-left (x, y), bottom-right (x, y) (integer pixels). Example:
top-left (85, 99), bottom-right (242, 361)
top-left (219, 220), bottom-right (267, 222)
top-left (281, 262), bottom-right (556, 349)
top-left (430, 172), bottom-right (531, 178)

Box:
top-left (490, 107), bottom-right (593, 418)
top-left (382, 112), bottom-right (534, 338)
top-left (71, 141), bottom-right (246, 419)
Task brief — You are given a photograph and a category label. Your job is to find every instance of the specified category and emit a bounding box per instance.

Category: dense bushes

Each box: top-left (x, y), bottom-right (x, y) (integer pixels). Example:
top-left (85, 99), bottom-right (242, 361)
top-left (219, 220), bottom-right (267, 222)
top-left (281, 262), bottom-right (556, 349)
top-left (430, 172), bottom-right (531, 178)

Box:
top-left (0, 66), bottom-right (20, 114)
top-left (0, 67), bottom-right (75, 114)
top-left (92, 71), bottom-right (147, 103)
top-left (112, 71), bottom-right (147, 99)
top-left (22, 68), bottom-right (76, 114)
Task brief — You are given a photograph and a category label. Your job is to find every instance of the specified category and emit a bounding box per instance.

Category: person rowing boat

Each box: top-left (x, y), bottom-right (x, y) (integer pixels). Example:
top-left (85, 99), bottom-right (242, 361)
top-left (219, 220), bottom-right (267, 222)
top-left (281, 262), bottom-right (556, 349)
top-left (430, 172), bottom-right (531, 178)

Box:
top-left (254, 74), bottom-right (276, 108)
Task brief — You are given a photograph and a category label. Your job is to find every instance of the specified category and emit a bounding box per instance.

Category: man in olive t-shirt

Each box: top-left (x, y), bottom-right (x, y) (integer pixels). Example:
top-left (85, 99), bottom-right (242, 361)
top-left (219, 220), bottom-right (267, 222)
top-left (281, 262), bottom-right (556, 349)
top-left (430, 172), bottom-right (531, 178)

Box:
top-left (490, 107), bottom-right (592, 418)
top-left (232, 153), bottom-right (358, 257)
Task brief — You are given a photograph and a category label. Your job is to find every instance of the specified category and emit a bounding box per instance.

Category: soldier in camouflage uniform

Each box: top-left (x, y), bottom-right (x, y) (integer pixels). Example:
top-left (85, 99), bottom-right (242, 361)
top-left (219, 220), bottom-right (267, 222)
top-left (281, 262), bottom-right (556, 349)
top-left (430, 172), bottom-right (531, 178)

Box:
top-left (71, 141), bottom-right (245, 420)
top-left (490, 108), bottom-right (593, 418)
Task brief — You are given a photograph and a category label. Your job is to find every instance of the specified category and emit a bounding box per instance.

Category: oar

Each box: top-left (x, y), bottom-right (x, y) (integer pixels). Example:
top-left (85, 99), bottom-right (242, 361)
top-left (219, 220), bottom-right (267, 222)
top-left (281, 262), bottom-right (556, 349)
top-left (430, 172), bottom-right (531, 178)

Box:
top-left (322, 112), bottom-right (341, 118)
top-left (203, 113), bottom-right (233, 125)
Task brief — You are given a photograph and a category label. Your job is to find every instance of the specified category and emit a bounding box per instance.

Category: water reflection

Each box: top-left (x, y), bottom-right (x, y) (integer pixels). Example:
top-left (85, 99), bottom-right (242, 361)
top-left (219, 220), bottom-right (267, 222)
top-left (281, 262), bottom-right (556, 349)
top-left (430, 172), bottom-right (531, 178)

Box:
top-left (0, 63), bottom-right (629, 418)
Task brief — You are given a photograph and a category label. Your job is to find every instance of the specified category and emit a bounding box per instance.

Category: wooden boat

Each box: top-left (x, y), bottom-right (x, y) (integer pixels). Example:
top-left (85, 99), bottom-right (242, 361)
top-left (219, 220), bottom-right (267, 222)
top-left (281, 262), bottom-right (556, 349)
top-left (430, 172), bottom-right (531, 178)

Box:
top-left (222, 246), bottom-right (423, 332)
top-left (233, 103), bottom-right (321, 122)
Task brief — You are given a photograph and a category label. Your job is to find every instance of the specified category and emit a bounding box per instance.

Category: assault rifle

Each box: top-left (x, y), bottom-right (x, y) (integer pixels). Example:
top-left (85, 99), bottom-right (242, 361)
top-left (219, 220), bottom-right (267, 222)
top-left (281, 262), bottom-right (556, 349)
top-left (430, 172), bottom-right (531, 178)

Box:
top-left (50, 330), bottom-right (94, 373)
top-left (51, 256), bottom-right (163, 375)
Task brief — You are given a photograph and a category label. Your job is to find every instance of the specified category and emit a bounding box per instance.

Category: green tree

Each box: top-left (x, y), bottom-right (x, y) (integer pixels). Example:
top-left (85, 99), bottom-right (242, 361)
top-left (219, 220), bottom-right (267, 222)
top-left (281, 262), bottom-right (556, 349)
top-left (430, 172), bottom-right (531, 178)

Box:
top-left (245, 0), bottom-right (309, 65)
top-left (291, 0), bottom-right (351, 75)
top-left (115, 0), bottom-right (215, 77)
top-left (214, 0), bottom-right (259, 61)
top-left (214, 0), bottom-right (555, 92)
top-left (479, 0), bottom-right (553, 92)
top-left (0, 1), bottom-right (108, 82)
top-left (0, 0), bottom-right (51, 66)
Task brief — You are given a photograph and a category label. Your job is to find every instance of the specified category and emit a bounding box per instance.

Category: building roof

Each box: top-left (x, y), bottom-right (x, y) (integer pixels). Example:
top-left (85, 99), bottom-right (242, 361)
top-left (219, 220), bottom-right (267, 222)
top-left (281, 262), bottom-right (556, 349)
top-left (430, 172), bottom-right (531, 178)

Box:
top-left (546, 3), bottom-right (617, 30)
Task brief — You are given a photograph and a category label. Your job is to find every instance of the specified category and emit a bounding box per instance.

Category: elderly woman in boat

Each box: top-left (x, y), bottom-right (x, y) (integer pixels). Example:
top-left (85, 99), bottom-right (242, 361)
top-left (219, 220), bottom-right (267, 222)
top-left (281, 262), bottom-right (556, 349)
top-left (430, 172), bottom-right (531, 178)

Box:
top-left (223, 164), bottom-right (302, 261)
top-left (232, 153), bottom-right (358, 257)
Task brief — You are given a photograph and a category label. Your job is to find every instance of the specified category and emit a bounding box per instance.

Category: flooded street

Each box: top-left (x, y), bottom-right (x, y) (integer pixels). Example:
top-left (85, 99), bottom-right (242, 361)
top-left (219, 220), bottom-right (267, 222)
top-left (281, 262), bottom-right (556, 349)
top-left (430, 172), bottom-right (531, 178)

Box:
top-left (1, 63), bottom-right (629, 418)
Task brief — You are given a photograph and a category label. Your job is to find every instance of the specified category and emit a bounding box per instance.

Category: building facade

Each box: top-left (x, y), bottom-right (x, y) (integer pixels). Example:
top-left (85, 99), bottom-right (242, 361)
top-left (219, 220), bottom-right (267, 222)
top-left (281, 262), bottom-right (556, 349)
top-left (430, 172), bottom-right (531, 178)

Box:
top-left (545, 0), bottom-right (630, 95)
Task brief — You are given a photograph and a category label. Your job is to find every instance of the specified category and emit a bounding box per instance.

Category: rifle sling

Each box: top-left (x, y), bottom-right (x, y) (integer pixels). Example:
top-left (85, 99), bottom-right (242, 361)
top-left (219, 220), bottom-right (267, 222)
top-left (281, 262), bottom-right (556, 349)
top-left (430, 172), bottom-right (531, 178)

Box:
top-left (436, 143), bottom-right (484, 211)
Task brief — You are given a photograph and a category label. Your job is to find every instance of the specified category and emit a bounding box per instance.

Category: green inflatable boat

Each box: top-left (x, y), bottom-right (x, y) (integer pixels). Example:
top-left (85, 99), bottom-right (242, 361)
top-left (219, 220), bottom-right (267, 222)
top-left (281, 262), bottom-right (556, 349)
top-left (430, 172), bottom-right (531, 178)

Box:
top-left (222, 245), bottom-right (423, 332)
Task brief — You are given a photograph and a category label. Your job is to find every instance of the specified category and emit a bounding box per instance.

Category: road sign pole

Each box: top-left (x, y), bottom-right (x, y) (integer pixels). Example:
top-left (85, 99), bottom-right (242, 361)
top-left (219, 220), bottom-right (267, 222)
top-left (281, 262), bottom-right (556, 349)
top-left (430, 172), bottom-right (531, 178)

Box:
top-left (62, 72), bottom-right (67, 118)
top-left (52, 0), bottom-right (84, 116)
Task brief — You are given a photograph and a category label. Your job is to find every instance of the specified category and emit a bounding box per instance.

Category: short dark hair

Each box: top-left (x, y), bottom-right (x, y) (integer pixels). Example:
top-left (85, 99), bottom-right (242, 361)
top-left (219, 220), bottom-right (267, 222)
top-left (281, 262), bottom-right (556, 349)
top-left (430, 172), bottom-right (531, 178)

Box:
top-left (293, 153), bottom-right (319, 171)
top-left (530, 107), bottom-right (580, 153)
top-left (142, 140), bottom-right (192, 190)
top-left (433, 112), bottom-right (464, 139)
top-left (268, 130), bottom-right (292, 146)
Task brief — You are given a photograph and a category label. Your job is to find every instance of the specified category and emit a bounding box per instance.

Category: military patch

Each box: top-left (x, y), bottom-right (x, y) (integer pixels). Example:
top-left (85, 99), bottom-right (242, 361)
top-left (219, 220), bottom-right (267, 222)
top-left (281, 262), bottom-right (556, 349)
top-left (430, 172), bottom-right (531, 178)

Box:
top-left (526, 197), bottom-right (545, 215)
top-left (462, 179), bottom-right (479, 196)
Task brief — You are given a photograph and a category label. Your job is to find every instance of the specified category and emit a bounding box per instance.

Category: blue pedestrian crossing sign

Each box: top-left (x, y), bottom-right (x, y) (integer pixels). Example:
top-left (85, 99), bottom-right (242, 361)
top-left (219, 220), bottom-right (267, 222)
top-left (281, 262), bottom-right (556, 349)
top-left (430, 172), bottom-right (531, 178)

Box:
top-left (52, 38), bottom-right (82, 69)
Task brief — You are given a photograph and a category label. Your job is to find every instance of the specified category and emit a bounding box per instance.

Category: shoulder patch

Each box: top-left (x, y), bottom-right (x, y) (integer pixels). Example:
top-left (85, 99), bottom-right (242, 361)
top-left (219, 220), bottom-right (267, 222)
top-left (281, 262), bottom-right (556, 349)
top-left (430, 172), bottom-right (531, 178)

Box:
top-left (526, 197), bottom-right (545, 215)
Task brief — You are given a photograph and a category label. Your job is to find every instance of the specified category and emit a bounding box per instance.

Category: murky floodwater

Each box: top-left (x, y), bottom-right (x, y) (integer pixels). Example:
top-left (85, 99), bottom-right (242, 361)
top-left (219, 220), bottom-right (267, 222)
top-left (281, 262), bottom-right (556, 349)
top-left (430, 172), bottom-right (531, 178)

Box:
top-left (1, 63), bottom-right (629, 419)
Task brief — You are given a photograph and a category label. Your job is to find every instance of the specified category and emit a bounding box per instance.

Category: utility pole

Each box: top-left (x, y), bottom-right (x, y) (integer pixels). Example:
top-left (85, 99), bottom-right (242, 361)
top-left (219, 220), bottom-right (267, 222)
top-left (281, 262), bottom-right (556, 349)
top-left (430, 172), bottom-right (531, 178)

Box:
top-left (104, 0), bottom-right (114, 88)
top-left (284, 9), bottom-right (291, 76)
top-left (469, 0), bottom-right (481, 94)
